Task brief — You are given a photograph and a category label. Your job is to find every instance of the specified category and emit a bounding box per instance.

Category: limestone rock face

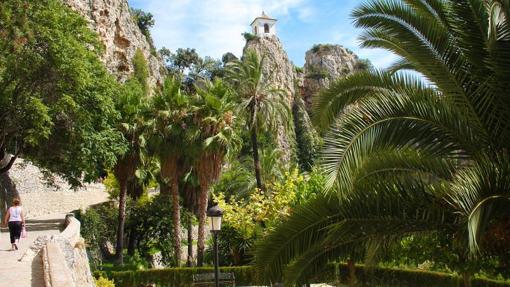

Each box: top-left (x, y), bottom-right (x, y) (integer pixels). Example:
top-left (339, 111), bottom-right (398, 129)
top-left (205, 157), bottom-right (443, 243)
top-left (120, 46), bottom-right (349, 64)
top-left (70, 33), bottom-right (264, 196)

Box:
top-left (302, 44), bottom-right (361, 110)
top-left (243, 36), bottom-right (296, 161)
top-left (63, 0), bottom-right (165, 89)
top-left (244, 36), bottom-right (296, 105)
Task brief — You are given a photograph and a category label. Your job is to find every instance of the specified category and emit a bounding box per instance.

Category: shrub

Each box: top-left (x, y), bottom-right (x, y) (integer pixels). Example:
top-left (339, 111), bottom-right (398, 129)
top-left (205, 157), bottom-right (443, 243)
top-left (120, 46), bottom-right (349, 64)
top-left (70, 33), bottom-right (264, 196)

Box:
top-left (323, 263), bottom-right (510, 287)
top-left (242, 32), bottom-right (258, 42)
top-left (95, 276), bottom-right (116, 287)
top-left (294, 66), bottom-right (304, 73)
top-left (103, 266), bottom-right (258, 287)
top-left (205, 224), bottom-right (255, 266)
top-left (311, 44), bottom-right (335, 53)
top-left (355, 58), bottom-right (374, 71)
top-left (75, 202), bottom-right (118, 267)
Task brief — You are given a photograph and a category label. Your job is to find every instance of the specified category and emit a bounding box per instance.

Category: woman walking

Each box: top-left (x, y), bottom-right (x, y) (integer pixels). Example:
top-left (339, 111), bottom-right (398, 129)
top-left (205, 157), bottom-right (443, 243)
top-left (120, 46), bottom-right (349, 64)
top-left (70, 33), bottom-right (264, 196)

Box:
top-left (3, 198), bottom-right (25, 251)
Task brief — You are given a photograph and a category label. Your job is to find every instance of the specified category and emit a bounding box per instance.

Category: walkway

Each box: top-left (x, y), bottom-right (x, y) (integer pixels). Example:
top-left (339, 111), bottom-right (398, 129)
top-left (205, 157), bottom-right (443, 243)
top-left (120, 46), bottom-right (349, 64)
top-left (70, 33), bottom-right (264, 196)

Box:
top-left (0, 214), bottom-right (64, 287)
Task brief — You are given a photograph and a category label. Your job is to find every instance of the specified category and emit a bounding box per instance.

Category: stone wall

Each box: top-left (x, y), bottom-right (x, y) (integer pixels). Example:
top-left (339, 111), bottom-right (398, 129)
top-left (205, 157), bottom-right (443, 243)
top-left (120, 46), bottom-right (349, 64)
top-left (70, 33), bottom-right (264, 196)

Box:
top-left (33, 215), bottom-right (95, 287)
top-left (6, 159), bottom-right (108, 218)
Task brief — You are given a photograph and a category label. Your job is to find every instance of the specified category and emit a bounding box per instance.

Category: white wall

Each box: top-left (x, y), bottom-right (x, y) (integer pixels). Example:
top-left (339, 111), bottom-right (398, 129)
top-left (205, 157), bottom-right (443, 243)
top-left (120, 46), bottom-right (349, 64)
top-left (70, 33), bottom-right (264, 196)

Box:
top-left (251, 19), bottom-right (276, 36)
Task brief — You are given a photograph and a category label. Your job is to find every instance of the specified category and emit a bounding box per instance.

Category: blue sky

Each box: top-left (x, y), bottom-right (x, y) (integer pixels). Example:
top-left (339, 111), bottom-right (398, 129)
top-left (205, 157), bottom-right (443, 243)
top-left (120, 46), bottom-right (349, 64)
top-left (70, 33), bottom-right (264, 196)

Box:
top-left (128, 0), bottom-right (397, 68)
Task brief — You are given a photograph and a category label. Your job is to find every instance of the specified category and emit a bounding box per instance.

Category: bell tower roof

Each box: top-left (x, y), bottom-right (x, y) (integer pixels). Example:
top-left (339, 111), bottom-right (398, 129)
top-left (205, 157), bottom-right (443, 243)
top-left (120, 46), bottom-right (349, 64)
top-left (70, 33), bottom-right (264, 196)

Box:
top-left (250, 11), bottom-right (277, 26)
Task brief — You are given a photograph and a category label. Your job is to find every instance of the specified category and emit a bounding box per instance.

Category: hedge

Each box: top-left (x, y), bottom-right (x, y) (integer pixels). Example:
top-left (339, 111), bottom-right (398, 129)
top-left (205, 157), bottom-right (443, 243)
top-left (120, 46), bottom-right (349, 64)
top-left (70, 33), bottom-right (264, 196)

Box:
top-left (96, 266), bottom-right (257, 287)
top-left (329, 263), bottom-right (510, 287)
top-left (97, 264), bottom-right (510, 287)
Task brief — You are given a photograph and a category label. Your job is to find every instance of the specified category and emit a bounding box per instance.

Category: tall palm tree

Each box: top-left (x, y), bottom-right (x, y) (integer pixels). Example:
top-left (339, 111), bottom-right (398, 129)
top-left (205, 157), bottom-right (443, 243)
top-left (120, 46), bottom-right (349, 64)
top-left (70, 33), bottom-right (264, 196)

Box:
top-left (226, 51), bottom-right (289, 191)
top-left (193, 79), bottom-right (240, 266)
top-left (113, 78), bottom-right (148, 265)
top-left (255, 0), bottom-right (510, 286)
top-left (149, 76), bottom-right (192, 266)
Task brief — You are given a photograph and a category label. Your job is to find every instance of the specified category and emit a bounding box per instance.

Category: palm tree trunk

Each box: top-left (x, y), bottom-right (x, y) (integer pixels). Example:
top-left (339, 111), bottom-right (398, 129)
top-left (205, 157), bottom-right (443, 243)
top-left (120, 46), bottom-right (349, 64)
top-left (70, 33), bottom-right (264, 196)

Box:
top-left (115, 178), bottom-right (128, 265)
top-left (161, 156), bottom-right (182, 267)
top-left (462, 272), bottom-right (472, 287)
top-left (127, 228), bottom-right (137, 256)
top-left (250, 128), bottom-right (264, 191)
top-left (347, 259), bottom-right (356, 286)
top-left (187, 215), bottom-right (193, 267)
top-left (196, 183), bottom-right (208, 266)
top-left (170, 175), bottom-right (182, 267)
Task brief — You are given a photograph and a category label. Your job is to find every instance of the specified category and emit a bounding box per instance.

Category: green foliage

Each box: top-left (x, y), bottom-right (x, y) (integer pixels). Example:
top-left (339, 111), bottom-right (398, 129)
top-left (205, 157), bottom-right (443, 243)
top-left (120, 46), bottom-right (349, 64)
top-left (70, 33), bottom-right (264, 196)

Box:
top-left (94, 276), bottom-right (116, 287)
top-left (0, 0), bottom-right (125, 185)
top-left (132, 49), bottom-right (149, 95)
top-left (130, 8), bottom-right (154, 43)
top-left (213, 169), bottom-right (323, 265)
top-left (305, 66), bottom-right (330, 79)
top-left (311, 44), bottom-right (335, 53)
top-left (256, 0), bottom-right (510, 283)
top-left (96, 264), bottom-right (510, 287)
top-left (221, 52), bottom-right (238, 65)
top-left (325, 263), bottom-right (510, 287)
top-left (100, 266), bottom-right (258, 287)
top-left (75, 203), bottom-right (118, 267)
top-left (293, 97), bottom-right (320, 171)
top-left (170, 48), bottom-right (201, 73)
top-left (355, 58), bottom-right (374, 71)
top-left (205, 224), bottom-right (254, 266)
top-left (128, 195), bottom-right (176, 264)
top-left (225, 50), bottom-right (292, 190)
top-left (242, 32), bottom-right (258, 42)
top-left (294, 66), bottom-right (304, 73)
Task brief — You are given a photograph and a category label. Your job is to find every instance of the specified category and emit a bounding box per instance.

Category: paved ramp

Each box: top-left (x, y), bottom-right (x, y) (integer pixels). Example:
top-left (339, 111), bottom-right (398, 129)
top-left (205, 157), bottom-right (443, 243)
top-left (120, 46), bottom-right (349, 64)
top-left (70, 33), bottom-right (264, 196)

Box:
top-left (0, 214), bottom-right (64, 287)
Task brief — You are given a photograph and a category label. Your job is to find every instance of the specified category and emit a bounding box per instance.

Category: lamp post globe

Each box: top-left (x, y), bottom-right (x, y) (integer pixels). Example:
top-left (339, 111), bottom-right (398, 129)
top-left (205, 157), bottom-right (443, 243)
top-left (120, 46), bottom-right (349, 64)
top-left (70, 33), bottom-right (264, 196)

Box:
top-left (207, 204), bottom-right (223, 287)
top-left (207, 204), bottom-right (223, 232)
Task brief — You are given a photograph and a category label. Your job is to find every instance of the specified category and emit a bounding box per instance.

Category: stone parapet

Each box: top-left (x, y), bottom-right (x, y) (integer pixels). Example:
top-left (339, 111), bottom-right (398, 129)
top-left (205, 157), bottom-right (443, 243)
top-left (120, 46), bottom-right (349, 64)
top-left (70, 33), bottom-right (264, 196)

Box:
top-left (31, 215), bottom-right (95, 287)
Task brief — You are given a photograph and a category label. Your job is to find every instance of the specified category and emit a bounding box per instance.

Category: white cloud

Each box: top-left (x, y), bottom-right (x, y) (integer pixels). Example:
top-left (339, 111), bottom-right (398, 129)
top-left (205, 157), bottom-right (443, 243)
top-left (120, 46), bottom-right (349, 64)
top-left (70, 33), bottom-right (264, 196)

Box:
top-left (142, 0), bottom-right (311, 59)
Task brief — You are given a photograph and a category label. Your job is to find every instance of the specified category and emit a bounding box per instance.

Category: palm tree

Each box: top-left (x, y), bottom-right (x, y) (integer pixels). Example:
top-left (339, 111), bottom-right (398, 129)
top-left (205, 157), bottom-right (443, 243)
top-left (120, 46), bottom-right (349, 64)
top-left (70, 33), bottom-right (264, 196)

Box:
top-left (254, 0), bottom-right (510, 285)
top-left (149, 76), bottom-right (192, 266)
top-left (226, 51), bottom-right (289, 191)
top-left (193, 79), bottom-right (240, 266)
top-left (113, 78), bottom-right (148, 265)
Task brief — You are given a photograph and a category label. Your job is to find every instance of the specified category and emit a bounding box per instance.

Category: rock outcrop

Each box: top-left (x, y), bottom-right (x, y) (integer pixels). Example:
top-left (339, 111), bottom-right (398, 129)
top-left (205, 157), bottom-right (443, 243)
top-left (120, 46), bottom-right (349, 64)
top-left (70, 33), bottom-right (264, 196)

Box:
top-left (63, 0), bottom-right (165, 89)
top-left (302, 44), bottom-right (362, 111)
top-left (243, 36), bottom-right (297, 161)
top-left (244, 36), bottom-right (296, 105)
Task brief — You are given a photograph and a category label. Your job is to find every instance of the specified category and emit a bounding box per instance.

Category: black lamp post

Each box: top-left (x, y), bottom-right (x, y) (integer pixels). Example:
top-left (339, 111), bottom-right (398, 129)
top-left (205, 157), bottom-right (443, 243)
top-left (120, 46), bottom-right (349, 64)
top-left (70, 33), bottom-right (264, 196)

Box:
top-left (207, 204), bottom-right (223, 287)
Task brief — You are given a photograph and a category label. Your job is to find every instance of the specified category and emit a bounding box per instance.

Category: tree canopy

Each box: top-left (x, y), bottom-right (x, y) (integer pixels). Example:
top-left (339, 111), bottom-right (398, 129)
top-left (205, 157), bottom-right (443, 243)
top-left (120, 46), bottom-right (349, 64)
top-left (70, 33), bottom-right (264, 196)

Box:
top-left (0, 0), bottom-right (125, 186)
top-left (255, 0), bottom-right (510, 284)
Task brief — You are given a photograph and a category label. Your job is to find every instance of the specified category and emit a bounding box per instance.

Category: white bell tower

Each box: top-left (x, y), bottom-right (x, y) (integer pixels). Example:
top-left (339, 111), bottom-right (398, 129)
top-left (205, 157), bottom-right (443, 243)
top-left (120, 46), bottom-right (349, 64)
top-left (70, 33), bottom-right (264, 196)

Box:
top-left (250, 11), bottom-right (277, 37)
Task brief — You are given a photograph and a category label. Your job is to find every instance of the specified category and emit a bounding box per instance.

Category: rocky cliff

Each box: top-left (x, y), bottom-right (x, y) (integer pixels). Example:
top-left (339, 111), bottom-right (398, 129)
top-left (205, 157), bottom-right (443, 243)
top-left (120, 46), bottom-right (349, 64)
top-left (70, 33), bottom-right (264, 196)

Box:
top-left (243, 36), bottom-right (297, 161)
top-left (63, 0), bottom-right (165, 89)
top-left (302, 44), bottom-right (362, 111)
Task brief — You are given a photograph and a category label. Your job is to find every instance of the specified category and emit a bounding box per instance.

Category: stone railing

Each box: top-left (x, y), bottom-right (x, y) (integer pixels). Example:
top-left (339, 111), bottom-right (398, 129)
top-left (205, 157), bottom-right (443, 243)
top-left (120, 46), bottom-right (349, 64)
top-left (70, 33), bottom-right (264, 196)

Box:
top-left (29, 214), bottom-right (95, 287)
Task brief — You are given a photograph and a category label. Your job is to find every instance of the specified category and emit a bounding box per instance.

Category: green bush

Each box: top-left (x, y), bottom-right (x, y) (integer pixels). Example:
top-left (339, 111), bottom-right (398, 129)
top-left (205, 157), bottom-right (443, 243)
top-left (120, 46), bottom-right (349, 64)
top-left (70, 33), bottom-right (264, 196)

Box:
top-left (95, 276), bottom-right (116, 287)
top-left (242, 32), bottom-right (258, 42)
top-left (75, 202), bottom-right (118, 267)
top-left (98, 264), bottom-right (510, 287)
top-left (101, 266), bottom-right (258, 287)
top-left (325, 263), bottom-right (510, 287)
